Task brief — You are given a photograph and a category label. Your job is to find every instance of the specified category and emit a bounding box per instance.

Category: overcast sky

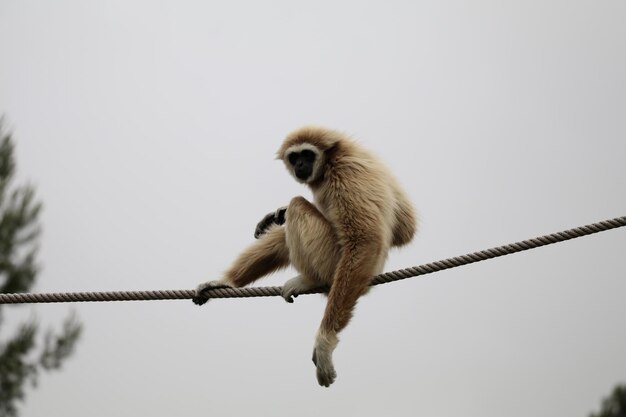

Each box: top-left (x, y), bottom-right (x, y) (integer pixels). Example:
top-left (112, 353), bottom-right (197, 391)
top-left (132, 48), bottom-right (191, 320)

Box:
top-left (1, 1), bottom-right (625, 416)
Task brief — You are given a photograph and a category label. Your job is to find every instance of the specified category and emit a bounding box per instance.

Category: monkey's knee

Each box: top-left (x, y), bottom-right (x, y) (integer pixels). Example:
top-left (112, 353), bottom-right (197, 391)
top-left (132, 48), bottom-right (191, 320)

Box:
top-left (286, 196), bottom-right (311, 222)
top-left (289, 196), bottom-right (309, 207)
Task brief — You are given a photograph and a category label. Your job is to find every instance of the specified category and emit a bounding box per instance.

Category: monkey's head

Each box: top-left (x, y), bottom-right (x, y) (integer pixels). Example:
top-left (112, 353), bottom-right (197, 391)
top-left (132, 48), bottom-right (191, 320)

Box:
top-left (277, 126), bottom-right (342, 185)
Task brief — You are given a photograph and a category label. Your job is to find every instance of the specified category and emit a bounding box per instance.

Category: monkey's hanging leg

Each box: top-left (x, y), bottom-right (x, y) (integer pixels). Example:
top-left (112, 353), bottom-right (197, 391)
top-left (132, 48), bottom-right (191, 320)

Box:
top-left (314, 239), bottom-right (383, 387)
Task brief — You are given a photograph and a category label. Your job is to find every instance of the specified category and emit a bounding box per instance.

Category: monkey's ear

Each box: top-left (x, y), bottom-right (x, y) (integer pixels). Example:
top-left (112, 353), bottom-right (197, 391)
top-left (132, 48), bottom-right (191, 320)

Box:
top-left (324, 142), bottom-right (339, 158)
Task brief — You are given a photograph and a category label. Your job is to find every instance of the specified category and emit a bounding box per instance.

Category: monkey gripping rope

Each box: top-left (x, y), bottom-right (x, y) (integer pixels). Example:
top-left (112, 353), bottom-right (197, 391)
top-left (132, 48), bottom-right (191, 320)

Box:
top-left (0, 215), bottom-right (624, 304)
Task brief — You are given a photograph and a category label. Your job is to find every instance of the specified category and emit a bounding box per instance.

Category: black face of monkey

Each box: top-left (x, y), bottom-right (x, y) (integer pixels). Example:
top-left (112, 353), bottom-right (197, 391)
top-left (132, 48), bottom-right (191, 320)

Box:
top-left (288, 149), bottom-right (316, 181)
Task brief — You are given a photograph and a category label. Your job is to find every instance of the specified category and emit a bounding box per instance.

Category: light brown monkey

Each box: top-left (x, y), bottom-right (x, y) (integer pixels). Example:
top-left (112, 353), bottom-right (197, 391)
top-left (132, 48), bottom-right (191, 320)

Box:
top-left (194, 126), bottom-right (417, 387)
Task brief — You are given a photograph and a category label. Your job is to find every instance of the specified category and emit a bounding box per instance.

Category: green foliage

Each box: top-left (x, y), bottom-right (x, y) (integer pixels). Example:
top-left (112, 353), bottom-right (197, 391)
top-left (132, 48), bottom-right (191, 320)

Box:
top-left (0, 121), bottom-right (82, 417)
top-left (591, 384), bottom-right (626, 417)
top-left (0, 323), bottom-right (37, 417)
top-left (40, 314), bottom-right (82, 371)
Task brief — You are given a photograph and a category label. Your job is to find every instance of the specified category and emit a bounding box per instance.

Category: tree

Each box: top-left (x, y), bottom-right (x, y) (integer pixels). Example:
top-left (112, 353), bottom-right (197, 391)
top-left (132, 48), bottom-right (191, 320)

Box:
top-left (590, 384), bottom-right (626, 417)
top-left (0, 120), bottom-right (82, 417)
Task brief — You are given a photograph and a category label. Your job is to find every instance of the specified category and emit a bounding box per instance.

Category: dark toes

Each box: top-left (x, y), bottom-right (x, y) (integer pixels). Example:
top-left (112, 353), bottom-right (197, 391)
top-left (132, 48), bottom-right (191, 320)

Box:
top-left (316, 368), bottom-right (337, 387)
top-left (192, 296), bottom-right (208, 305)
top-left (193, 282), bottom-right (232, 304)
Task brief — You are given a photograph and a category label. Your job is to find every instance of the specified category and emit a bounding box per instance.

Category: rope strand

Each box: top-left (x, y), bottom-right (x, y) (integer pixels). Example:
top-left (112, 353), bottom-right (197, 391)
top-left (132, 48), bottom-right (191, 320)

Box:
top-left (1, 215), bottom-right (624, 304)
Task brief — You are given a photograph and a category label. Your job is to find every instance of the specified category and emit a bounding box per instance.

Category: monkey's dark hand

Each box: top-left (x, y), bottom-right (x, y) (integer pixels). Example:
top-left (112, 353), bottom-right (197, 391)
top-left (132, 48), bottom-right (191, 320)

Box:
top-left (192, 280), bottom-right (233, 305)
top-left (254, 206), bottom-right (287, 239)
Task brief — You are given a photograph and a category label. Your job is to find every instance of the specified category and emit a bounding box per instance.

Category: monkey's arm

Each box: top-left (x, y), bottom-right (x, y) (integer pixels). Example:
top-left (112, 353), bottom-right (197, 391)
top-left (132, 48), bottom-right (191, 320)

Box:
top-left (311, 193), bottom-right (385, 384)
top-left (193, 225), bottom-right (290, 305)
top-left (192, 281), bottom-right (233, 305)
top-left (312, 238), bottom-right (381, 387)
top-left (254, 206), bottom-right (287, 239)
top-left (228, 225), bottom-right (290, 287)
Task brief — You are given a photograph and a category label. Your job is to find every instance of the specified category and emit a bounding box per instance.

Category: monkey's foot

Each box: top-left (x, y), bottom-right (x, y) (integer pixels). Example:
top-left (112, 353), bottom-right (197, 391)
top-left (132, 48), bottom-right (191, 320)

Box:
top-left (312, 348), bottom-right (337, 387)
top-left (281, 275), bottom-right (318, 303)
top-left (312, 330), bottom-right (339, 387)
top-left (254, 207), bottom-right (287, 239)
top-left (192, 280), bottom-right (233, 305)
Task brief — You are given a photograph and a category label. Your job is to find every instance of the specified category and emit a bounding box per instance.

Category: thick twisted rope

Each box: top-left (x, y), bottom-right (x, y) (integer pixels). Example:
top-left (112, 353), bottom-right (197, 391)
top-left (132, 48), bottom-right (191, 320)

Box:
top-left (1, 215), bottom-right (624, 304)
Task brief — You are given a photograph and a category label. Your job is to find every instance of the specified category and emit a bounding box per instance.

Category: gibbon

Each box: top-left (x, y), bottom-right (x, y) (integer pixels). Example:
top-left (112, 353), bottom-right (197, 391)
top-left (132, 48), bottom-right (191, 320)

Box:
top-left (194, 126), bottom-right (417, 387)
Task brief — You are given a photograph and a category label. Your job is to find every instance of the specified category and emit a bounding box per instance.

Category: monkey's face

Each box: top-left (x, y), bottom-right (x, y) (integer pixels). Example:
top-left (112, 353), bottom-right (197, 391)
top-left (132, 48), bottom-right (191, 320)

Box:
top-left (289, 150), bottom-right (315, 180)
top-left (283, 143), bottom-right (324, 184)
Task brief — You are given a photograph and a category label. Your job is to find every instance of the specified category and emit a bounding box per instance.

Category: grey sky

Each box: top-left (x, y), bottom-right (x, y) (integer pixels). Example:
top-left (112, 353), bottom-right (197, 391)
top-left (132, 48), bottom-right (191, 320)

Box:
top-left (1, 0), bottom-right (625, 416)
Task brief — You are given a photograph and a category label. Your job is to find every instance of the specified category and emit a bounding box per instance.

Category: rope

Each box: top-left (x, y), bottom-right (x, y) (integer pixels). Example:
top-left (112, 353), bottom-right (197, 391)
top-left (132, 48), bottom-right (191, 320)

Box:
top-left (1, 215), bottom-right (624, 304)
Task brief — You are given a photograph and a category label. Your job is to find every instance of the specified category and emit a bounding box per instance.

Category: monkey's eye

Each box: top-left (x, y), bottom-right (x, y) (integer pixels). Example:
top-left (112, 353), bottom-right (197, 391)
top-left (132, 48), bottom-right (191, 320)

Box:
top-left (300, 150), bottom-right (315, 161)
top-left (288, 153), bottom-right (298, 165)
